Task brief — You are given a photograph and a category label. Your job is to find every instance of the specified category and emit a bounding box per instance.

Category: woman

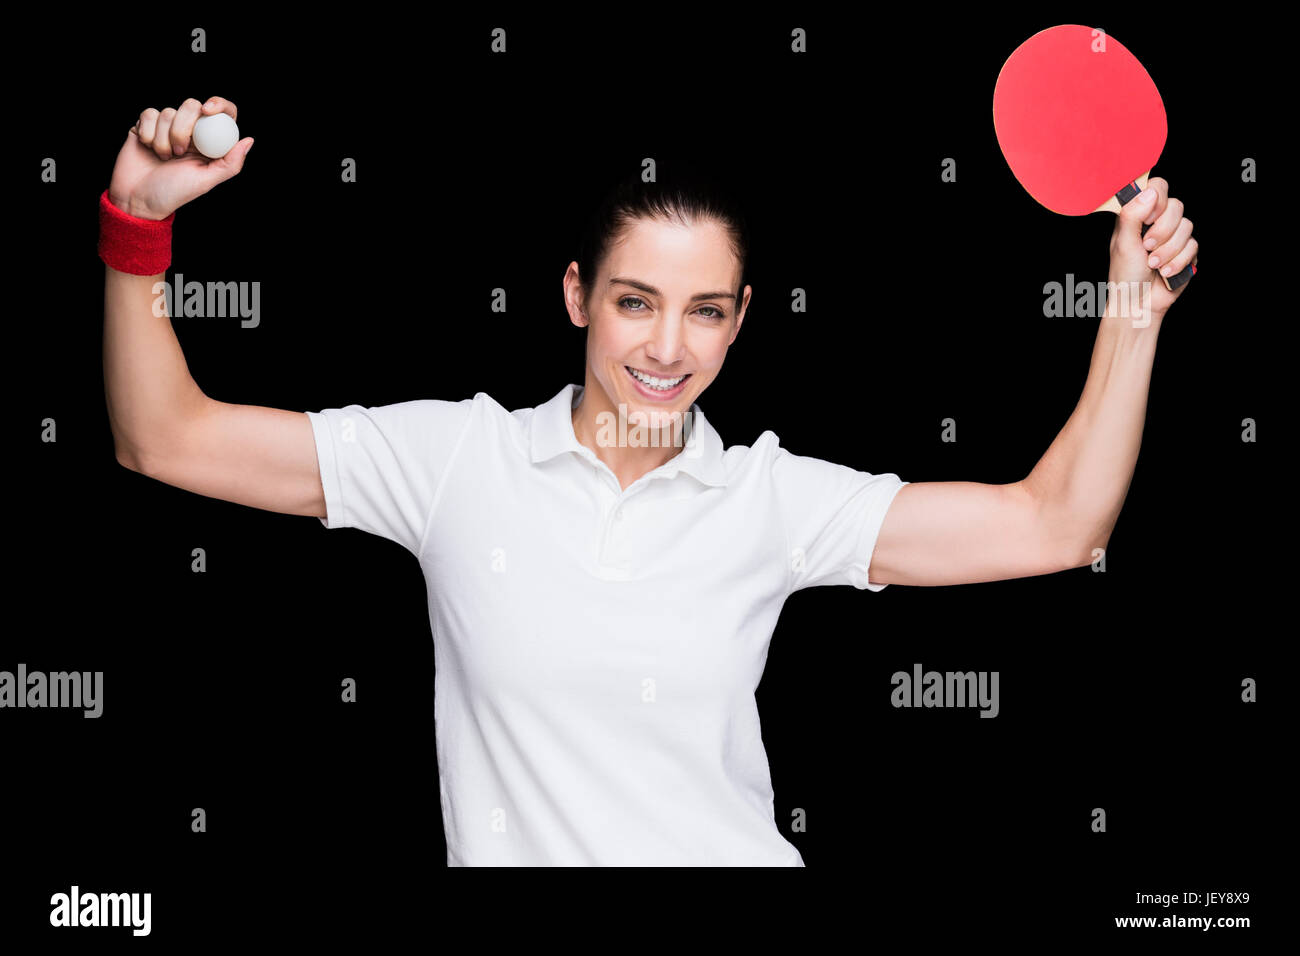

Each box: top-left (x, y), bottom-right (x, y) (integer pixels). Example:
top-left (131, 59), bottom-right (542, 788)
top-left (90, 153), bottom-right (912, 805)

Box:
top-left (101, 97), bottom-right (1198, 866)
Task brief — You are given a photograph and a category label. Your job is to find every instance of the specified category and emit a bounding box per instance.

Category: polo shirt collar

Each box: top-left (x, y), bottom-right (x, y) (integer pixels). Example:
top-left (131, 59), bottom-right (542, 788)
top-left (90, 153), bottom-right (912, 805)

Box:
top-left (529, 383), bottom-right (727, 488)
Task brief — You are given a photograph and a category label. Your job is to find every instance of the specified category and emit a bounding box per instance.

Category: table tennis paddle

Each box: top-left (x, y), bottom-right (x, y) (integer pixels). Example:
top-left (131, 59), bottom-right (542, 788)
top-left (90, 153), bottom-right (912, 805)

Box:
top-left (993, 23), bottom-right (1195, 291)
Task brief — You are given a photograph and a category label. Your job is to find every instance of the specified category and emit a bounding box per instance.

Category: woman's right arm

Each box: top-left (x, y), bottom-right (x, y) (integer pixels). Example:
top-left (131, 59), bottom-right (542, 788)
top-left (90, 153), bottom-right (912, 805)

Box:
top-left (104, 96), bottom-right (325, 519)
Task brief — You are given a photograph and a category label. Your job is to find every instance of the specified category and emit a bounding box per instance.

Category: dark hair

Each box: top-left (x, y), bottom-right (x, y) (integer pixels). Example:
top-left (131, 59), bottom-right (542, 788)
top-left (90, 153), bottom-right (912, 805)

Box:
top-left (575, 162), bottom-right (752, 316)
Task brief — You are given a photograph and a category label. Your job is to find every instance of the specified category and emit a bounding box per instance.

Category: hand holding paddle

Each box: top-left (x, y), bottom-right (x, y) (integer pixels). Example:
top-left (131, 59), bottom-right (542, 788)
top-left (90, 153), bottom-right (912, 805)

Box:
top-left (993, 24), bottom-right (1197, 292)
top-left (1108, 175), bottom-right (1197, 320)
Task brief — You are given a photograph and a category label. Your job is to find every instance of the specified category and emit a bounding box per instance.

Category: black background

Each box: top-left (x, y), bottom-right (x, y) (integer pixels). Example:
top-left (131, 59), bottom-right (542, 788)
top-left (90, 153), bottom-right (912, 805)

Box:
top-left (6, 8), bottom-right (1280, 943)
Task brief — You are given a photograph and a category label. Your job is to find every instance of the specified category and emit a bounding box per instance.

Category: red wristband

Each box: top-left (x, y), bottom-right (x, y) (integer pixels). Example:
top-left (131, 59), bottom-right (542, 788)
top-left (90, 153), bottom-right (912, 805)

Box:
top-left (98, 189), bottom-right (175, 275)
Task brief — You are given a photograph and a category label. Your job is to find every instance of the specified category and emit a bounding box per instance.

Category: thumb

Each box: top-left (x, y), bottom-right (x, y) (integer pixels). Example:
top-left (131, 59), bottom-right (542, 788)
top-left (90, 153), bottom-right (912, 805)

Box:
top-left (198, 137), bottom-right (254, 189)
top-left (1114, 186), bottom-right (1156, 246)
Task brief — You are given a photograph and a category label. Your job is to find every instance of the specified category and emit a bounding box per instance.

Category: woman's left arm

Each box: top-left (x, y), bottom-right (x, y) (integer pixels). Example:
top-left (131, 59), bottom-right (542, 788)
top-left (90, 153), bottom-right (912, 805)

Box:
top-left (868, 177), bottom-right (1198, 587)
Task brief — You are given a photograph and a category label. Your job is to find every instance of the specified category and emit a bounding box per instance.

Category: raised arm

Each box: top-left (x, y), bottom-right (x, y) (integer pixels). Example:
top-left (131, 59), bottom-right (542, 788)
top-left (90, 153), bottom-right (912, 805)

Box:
top-left (104, 96), bottom-right (325, 519)
top-left (868, 178), bottom-right (1197, 587)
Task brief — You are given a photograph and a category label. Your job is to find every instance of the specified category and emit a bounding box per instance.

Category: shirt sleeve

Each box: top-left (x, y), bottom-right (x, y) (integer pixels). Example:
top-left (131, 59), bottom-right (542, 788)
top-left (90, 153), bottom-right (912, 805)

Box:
top-left (771, 442), bottom-right (908, 593)
top-left (305, 397), bottom-right (475, 556)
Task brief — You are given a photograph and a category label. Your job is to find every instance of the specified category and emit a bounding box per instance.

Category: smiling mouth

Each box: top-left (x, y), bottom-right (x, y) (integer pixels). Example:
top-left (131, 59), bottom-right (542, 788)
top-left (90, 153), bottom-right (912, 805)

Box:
top-left (624, 365), bottom-right (692, 392)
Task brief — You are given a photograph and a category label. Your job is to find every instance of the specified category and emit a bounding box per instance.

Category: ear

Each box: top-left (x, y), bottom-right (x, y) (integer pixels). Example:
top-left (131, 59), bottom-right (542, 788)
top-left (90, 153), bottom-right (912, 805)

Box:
top-left (563, 262), bottom-right (590, 328)
top-left (729, 284), bottom-right (752, 342)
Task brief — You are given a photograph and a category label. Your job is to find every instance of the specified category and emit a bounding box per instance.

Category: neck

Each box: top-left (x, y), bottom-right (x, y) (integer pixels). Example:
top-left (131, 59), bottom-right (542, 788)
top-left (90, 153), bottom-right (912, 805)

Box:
top-left (571, 374), bottom-right (694, 491)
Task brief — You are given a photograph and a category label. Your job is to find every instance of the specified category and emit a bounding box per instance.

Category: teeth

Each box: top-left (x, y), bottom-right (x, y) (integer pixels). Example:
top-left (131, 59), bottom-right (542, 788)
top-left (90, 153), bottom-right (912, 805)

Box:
top-left (628, 367), bottom-right (686, 390)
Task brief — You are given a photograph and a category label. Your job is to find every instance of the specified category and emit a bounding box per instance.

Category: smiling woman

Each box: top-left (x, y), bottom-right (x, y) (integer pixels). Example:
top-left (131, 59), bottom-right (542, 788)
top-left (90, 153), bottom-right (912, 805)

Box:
top-left (102, 151), bottom-right (908, 865)
top-left (104, 124), bottom-right (1181, 864)
top-left (561, 166), bottom-right (755, 488)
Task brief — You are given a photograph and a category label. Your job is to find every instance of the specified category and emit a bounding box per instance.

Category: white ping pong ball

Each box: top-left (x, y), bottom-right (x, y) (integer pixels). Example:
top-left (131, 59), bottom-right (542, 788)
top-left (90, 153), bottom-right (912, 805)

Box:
top-left (192, 112), bottom-right (239, 159)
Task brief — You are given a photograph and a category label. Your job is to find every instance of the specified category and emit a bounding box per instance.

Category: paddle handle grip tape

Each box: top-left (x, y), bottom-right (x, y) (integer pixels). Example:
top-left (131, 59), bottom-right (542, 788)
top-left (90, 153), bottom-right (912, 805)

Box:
top-left (1116, 182), bottom-right (1196, 291)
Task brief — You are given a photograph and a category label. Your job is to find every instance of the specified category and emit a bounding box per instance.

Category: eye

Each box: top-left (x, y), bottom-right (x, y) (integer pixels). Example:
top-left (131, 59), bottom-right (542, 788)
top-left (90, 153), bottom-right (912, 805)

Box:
top-left (618, 296), bottom-right (725, 321)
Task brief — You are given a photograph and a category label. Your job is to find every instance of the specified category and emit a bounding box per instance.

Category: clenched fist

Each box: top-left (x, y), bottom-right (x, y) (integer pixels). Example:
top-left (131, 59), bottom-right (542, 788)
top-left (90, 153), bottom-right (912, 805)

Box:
top-left (1107, 176), bottom-right (1198, 322)
top-left (107, 96), bottom-right (253, 221)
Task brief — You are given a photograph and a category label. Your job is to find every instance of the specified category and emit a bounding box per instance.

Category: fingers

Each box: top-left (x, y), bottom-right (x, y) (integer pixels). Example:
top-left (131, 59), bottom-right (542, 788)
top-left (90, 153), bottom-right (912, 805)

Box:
top-left (152, 108), bottom-right (179, 161)
top-left (135, 108), bottom-right (160, 146)
top-left (198, 137), bottom-right (255, 189)
top-left (1158, 235), bottom-right (1198, 281)
top-left (200, 96), bottom-right (238, 121)
top-left (168, 98), bottom-right (205, 156)
top-left (1140, 176), bottom-right (1169, 225)
top-left (1116, 182), bottom-right (1161, 237)
top-left (133, 98), bottom-right (239, 160)
top-left (1140, 182), bottom-right (1197, 286)
top-left (1143, 193), bottom-right (1185, 252)
top-left (1148, 215), bottom-right (1193, 275)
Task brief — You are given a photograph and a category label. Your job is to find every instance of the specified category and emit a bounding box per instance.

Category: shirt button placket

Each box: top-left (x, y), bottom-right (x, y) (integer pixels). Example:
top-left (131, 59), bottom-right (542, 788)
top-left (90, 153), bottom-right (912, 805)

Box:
top-left (603, 496), bottom-right (624, 567)
top-left (594, 466), bottom-right (618, 567)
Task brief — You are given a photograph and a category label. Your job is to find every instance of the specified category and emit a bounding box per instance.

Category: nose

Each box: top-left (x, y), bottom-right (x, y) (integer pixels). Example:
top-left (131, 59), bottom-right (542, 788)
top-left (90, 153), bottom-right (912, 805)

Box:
top-left (644, 313), bottom-right (687, 368)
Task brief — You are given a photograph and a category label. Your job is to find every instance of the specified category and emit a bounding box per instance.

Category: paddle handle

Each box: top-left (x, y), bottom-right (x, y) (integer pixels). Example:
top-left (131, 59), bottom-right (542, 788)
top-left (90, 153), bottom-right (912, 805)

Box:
top-left (1115, 181), bottom-right (1196, 291)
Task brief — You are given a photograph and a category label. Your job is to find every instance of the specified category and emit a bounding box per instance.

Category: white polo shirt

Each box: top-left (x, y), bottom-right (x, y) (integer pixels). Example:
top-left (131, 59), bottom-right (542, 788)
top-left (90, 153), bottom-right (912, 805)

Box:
top-left (306, 383), bottom-right (906, 866)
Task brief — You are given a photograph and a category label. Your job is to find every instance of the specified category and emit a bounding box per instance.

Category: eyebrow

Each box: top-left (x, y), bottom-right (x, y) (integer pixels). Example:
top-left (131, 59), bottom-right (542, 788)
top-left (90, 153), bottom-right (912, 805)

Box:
top-left (609, 276), bottom-right (736, 302)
